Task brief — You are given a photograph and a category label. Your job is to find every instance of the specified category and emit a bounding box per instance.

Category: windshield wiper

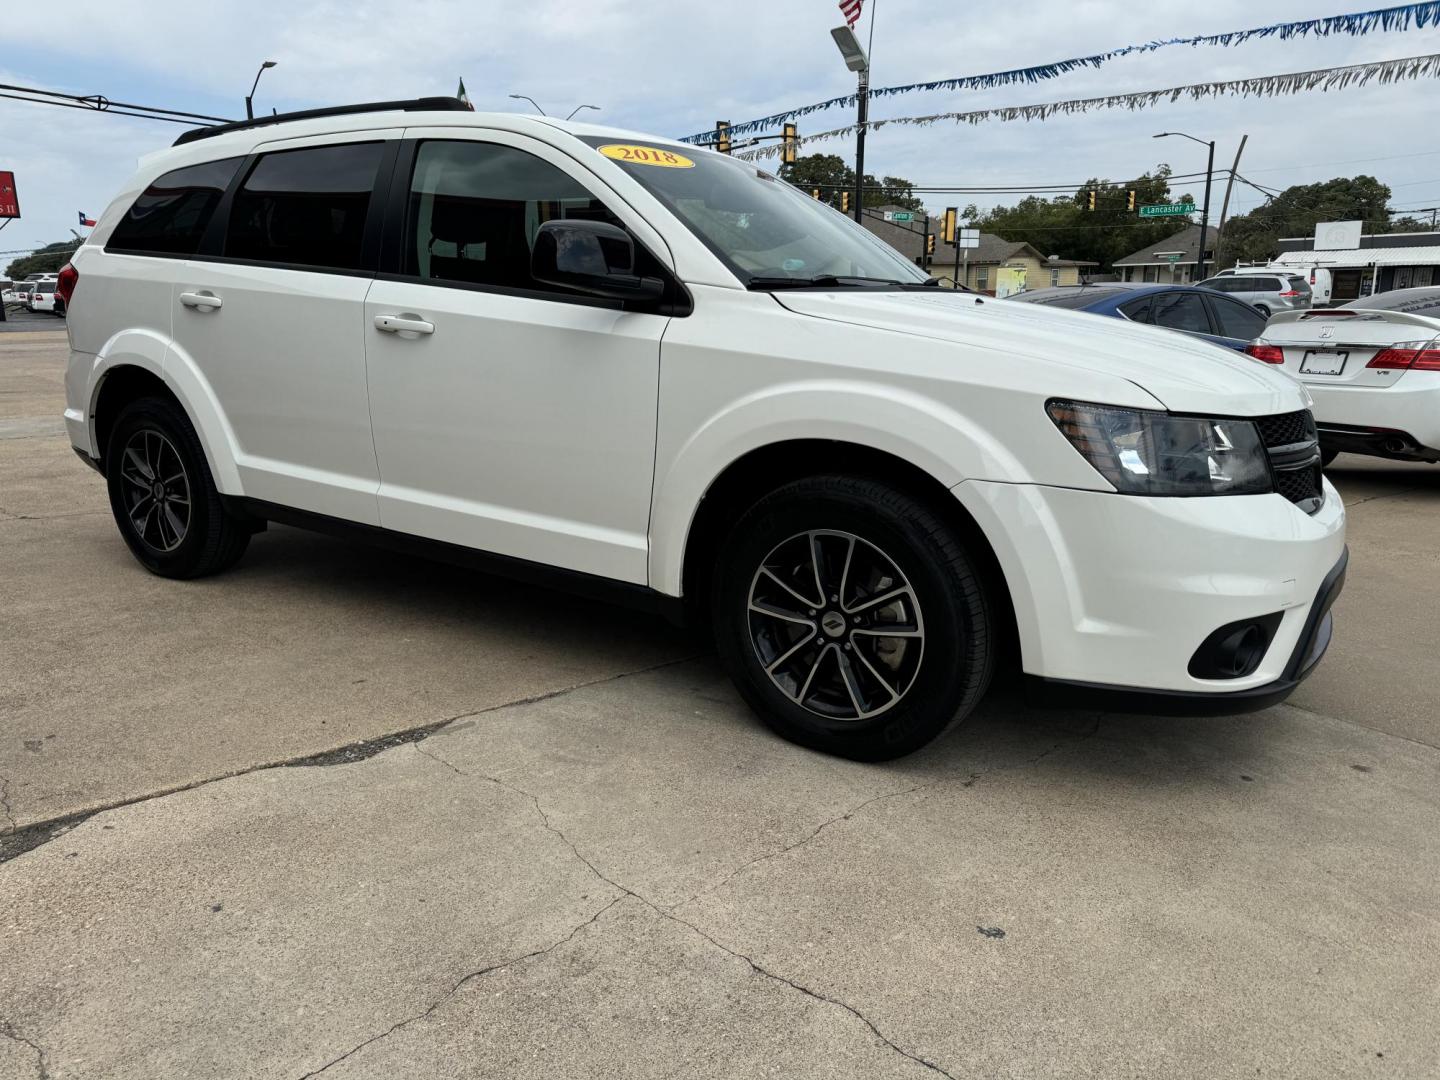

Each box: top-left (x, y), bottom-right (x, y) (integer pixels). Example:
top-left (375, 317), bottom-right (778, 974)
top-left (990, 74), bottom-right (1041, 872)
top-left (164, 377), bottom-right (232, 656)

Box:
top-left (746, 274), bottom-right (922, 291)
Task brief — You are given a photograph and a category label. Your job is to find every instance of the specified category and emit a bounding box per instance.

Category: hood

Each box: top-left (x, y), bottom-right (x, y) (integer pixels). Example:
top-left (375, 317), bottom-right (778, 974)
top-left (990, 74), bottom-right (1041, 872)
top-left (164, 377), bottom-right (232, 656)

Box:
top-left (773, 289), bottom-right (1307, 417)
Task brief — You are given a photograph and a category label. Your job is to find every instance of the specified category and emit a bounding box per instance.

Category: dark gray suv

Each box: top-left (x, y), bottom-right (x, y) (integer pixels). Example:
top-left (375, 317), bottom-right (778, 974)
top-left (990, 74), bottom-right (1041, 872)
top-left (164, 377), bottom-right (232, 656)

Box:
top-left (1197, 272), bottom-right (1312, 316)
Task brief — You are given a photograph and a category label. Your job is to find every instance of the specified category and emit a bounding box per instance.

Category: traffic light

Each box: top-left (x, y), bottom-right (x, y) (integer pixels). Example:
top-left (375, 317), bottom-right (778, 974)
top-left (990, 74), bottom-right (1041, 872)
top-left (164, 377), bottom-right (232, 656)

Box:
top-left (781, 123), bottom-right (798, 165)
top-left (715, 120), bottom-right (731, 154)
top-left (1087, 189), bottom-right (1097, 211)
top-left (812, 188), bottom-right (822, 200)
top-left (1127, 189), bottom-right (1137, 212)
top-left (926, 233), bottom-right (936, 256)
top-left (942, 207), bottom-right (957, 244)
top-left (841, 190), bottom-right (850, 213)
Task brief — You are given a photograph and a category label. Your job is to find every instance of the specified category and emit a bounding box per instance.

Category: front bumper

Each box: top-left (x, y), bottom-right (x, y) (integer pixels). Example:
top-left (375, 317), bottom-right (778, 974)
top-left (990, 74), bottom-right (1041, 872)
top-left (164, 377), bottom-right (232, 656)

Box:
top-left (1025, 548), bottom-right (1346, 715)
top-left (954, 477), bottom-right (1346, 698)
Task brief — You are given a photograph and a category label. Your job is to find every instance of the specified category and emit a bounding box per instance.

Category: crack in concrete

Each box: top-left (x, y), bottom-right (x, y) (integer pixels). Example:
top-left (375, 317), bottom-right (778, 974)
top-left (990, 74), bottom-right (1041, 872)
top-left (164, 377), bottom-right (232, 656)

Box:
top-left (1340, 486), bottom-right (1425, 509)
top-left (415, 743), bottom-right (958, 1080)
top-left (294, 893), bottom-right (627, 1080)
top-left (0, 654), bottom-right (700, 865)
top-left (0, 1022), bottom-right (51, 1080)
top-left (0, 774), bottom-right (16, 836)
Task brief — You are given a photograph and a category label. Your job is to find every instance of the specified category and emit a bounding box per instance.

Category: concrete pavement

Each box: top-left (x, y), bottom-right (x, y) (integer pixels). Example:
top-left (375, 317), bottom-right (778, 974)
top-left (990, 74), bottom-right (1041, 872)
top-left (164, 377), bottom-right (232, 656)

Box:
top-left (2, 334), bottom-right (1438, 1078)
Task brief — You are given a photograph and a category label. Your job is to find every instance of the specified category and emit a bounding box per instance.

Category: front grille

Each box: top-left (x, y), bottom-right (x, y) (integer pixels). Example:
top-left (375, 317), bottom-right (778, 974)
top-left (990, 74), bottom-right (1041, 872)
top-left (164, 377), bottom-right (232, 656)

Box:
top-left (1255, 409), bottom-right (1323, 514)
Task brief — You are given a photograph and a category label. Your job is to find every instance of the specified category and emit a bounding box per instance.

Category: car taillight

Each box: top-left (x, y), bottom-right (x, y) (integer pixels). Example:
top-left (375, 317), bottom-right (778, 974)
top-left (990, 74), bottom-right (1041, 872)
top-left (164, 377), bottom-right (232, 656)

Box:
top-left (1367, 343), bottom-right (1440, 371)
top-left (1245, 344), bottom-right (1285, 364)
top-left (1277, 290), bottom-right (1300, 298)
top-left (55, 263), bottom-right (78, 305)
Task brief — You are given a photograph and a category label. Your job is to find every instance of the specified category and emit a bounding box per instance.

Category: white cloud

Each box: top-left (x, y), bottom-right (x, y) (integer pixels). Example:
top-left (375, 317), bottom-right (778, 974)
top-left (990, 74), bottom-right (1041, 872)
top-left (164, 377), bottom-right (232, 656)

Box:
top-left (4, 0), bottom-right (1439, 259)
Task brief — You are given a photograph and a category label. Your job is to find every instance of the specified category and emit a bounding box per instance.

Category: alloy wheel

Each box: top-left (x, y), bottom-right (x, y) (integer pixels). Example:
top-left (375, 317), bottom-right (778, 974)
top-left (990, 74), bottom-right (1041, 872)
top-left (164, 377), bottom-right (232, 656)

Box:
top-left (746, 530), bottom-right (925, 721)
top-left (117, 429), bottom-right (192, 553)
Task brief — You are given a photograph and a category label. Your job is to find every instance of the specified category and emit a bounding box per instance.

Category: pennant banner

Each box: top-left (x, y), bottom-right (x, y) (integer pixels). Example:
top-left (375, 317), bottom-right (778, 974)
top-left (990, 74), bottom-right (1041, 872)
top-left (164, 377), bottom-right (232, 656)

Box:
top-left (682, 1), bottom-right (1440, 143)
top-left (732, 53), bottom-right (1440, 160)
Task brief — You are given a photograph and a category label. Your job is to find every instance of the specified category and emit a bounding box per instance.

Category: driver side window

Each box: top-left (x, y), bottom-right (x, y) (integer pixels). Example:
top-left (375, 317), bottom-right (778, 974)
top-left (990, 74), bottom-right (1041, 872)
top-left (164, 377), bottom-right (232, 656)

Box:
top-left (403, 140), bottom-right (626, 295)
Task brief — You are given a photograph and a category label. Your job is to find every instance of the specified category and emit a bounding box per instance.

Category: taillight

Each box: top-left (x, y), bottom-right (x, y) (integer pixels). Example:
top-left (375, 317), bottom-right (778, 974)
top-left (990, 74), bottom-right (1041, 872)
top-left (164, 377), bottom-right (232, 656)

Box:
top-left (55, 263), bottom-right (78, 305)
top-left (1277, 290), bottom-right (1300, 298)
top-left (1367, 342), bottom-right (1440, 371)
top-left (1245, 344), bottom-right (1286, 364)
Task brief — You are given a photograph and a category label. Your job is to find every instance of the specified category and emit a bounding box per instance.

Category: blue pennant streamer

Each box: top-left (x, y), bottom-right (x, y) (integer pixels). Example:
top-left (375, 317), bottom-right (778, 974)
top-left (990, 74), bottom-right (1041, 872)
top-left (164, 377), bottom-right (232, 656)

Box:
top-left (680, 1), bottom-right (1440, 143)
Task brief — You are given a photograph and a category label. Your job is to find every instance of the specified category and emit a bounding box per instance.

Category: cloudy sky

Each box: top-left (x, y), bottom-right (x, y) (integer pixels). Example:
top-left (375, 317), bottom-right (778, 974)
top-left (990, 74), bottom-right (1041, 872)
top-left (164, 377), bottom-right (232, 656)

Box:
top-left (4, 0), bottom-right (1440, 260)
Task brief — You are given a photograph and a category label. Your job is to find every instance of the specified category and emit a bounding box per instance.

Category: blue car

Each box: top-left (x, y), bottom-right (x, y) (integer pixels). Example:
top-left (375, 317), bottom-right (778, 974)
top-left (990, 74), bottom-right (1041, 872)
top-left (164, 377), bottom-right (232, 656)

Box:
top-left (1008, 282), bottom-right (1268, 352)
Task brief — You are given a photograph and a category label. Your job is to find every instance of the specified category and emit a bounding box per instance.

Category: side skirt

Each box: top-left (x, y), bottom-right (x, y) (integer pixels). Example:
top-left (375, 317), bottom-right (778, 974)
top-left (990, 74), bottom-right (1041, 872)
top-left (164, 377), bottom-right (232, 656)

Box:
top-left (222, 496), bottom-right (689, 626)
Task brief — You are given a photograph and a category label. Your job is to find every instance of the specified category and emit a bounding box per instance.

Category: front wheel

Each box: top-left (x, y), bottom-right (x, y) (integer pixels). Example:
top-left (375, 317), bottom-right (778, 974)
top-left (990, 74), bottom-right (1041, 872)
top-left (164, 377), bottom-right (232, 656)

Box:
top-left (711, 476), bottom-right (995, 761)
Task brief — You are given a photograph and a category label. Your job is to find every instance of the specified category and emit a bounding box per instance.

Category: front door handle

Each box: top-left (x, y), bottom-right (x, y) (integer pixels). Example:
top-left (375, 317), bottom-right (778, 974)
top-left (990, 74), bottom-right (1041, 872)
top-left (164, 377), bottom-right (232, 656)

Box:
top-left (374, 314), bottom-right (435, 335)
top-left (179, 291), bottom-right (222, 311)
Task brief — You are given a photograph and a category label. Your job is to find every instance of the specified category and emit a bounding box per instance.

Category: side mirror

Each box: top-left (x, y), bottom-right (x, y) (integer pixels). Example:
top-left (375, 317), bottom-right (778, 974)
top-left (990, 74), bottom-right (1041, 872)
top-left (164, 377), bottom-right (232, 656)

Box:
top-left (531, 220), bottom-right (665, 302)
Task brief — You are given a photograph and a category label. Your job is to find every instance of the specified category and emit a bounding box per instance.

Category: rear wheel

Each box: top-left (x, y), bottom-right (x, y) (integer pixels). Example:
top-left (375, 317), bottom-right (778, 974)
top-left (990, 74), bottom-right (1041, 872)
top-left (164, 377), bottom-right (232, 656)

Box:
top-left (712, 476), bottom-right (994, 761)
top-left (105, 396), bottom-right (251, 578)
top-left (1254, 304), bottom-right (1271, 317)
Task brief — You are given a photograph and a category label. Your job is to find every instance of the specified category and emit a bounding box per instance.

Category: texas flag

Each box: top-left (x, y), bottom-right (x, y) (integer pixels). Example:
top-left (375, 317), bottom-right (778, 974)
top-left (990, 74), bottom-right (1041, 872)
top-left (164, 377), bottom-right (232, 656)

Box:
top-left (78, 211), bottom-right (96, 227)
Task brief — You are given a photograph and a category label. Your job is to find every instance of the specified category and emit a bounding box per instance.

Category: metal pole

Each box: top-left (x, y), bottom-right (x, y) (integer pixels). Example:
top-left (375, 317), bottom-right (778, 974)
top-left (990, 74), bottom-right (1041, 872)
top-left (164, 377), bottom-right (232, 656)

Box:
top-left (1195, 140), bottom-right (1215, 282)
top-left (1215, 135), bottom-right (1248, 268)
top-left (954, 232), bottom-right (962, 288)
top-left (853, 67), bottom-right (868, 223)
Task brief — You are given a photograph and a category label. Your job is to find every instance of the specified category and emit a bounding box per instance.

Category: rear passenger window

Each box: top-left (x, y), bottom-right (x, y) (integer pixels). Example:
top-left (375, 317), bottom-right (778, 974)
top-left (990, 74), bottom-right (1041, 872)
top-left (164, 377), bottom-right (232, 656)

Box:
top-left (403, 140), bottom-right (625, 293)
top-left (1149, 292), bottom-right (1211, 335)
top-left (225, 143), bottom-right (383, 271)
top-left (1209, 296), bottom-right (1266, 339)
top-left (107, 157), bottom-right (243, 256)
top-left (1119, 298), bottom-right (1152, 322)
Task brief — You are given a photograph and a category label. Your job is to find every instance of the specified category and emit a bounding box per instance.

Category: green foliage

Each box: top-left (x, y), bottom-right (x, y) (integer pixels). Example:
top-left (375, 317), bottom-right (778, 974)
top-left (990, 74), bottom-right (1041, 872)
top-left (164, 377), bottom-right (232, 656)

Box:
top-left (5, 240), bottom-right (80, 280)
top-left (779, 154), bottom-right (924, 210)
top-left (961, 166), bottom-right (1188, 267)
top-left (1216, 176), bottom-right (1397, 266)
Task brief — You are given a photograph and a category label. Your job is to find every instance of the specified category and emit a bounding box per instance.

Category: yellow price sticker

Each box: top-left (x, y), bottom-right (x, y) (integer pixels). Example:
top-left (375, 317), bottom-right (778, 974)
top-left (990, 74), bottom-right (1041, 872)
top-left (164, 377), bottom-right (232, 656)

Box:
top-left (599, 144), bottom-right (695, 169)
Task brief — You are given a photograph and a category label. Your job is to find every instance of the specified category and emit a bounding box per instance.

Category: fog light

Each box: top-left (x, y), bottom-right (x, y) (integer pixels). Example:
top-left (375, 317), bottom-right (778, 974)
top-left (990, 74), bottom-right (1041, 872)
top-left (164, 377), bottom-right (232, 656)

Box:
top-left (1188, 613), bottom-right (1284, 680)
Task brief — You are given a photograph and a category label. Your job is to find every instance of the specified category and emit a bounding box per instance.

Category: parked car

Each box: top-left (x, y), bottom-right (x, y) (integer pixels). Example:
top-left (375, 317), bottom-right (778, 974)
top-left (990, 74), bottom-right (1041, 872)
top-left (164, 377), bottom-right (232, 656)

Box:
top-left (1247, 286), bottom-right (1440, 465)
top-left (1198, 272), bottom-right (1312, 316)
top-left (1008, 283), bottom-right (1267, 351)
top-left (28, 280), bottom-right (60, 313)
top-left (1216, 265), bottom-right (1332, 307)
top-left (60, 99), bottom-right (1346, 760)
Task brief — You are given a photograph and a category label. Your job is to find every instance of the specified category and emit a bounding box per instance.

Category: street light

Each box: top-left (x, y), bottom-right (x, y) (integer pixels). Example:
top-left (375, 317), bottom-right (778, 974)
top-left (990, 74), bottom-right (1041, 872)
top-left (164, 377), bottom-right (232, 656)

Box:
top-left (508, 94), bottom-right (547, 115)
top-left (830, 25), bottom-right (869, 224)
top-left (1154, 131), bottom-right (1215, 282)
top-left (245, 61), bottom-right (277, 121)
top-left (565, 104), bottom-right (601, 121)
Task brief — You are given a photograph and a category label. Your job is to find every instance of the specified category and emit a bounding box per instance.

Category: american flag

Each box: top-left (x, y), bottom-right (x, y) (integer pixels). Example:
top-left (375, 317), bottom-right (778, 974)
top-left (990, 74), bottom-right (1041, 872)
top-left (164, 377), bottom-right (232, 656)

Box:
top-left (838, 0), bottom-right (863, 29)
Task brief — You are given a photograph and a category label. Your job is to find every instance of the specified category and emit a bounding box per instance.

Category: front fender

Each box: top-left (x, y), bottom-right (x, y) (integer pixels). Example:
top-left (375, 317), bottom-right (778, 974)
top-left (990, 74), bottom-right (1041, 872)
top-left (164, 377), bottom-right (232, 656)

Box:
top-left (83, 329), bottom-right (244, 494)
top-left (648, 380), bottom-right (1030, 596)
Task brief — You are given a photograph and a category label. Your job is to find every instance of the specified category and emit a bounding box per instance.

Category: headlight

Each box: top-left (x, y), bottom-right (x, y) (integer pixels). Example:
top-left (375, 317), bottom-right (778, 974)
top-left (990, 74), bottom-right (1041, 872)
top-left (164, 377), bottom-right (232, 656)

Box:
top-left (1046, 400), bottom-right (1271, 496)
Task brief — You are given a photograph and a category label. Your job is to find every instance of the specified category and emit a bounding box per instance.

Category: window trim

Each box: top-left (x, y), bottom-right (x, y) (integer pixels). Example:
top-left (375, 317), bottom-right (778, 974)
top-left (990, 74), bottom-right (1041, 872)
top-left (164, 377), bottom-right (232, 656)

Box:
top-left (378, 135), bottom-right (691, 316)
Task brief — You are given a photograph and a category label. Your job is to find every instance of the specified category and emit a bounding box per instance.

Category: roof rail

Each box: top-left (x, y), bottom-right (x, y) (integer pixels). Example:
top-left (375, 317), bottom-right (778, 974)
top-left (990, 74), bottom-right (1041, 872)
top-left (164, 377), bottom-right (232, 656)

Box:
top-left (172, 97), bottom-right (472, 147)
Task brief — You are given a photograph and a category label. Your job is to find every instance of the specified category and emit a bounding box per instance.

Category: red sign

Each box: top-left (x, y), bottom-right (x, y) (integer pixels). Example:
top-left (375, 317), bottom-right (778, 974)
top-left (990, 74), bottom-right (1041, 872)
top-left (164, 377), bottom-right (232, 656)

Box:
top-left (0, 172), bottom-right (18, 219)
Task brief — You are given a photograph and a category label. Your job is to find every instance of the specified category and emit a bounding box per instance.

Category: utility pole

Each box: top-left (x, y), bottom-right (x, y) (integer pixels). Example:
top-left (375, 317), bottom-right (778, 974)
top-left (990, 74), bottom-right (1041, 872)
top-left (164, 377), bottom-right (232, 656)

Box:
top-left (1215, 134), bottom-right (1249, 267)
top-left (854, 67), bottom-right (868, 223)
top-left (1155, 131), bottom-right (1215, 282)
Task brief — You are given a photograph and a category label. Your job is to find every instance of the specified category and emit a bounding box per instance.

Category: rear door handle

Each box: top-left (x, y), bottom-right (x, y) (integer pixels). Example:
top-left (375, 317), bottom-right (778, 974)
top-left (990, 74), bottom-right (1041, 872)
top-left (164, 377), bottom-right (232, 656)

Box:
top-left (179, 291), bottom-right (222, 311)
top-left (374, 314), bottom-right (435, 335)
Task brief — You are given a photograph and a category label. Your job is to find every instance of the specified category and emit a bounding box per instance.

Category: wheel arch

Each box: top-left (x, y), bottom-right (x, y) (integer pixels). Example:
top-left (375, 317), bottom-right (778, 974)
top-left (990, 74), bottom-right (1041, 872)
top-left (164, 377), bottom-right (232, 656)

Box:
top-left (675, 439), bottom-right (1020, 668)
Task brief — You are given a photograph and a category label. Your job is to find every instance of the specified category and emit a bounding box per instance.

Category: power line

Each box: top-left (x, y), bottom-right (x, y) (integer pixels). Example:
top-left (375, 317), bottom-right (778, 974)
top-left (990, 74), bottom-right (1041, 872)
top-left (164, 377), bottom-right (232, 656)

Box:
top-left (0, 82), bottom-right (229, 126)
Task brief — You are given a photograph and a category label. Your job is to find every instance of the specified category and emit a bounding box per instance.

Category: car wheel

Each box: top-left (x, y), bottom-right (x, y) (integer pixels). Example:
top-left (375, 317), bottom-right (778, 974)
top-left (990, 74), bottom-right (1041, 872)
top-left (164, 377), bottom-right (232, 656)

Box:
top-left (105, 396), bottom-right (251, 578)
top-left (1254, 304), bottom-right (1271, 317)
top-left (712, 476), bottom-right (995, 761)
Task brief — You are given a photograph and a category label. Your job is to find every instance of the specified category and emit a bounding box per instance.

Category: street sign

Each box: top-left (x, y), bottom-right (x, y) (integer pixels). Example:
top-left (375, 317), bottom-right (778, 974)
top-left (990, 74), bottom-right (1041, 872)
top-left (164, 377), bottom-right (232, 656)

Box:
top-left (1165, 254), bottom-right (1181, 264)
top-left (0, 172), bottom-right (19, 219)
top-left (1138, 203), bottom-right (1192, 219)
top-left (957, 227), bottom-right (980, 249)
top-left (883, 211), bottom-right (914, 222)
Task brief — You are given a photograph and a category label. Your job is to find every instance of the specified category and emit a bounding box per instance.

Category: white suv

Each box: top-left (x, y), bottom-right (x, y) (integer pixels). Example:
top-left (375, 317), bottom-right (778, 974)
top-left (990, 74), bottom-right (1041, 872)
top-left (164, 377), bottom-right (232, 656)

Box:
top-left (60, 99), bottom-right (1347, 759)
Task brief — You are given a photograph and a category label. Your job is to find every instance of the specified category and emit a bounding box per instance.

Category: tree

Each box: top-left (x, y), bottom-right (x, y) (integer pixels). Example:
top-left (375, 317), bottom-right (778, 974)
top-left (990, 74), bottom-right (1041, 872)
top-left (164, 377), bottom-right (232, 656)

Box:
top-left (1215, 175), bottom-right (1396, 267)
top-left (962, 166), bottom-right (1189, 267)
top-left (5, 240), bottom-right (80, 280)
top-left (779, 153), bottom-right (924, 210)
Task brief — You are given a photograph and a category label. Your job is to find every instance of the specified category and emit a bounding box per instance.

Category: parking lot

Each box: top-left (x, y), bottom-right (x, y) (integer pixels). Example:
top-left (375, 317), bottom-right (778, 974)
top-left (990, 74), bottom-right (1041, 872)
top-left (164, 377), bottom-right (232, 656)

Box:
top-left (2, 330), bottom-right (1438, 1078)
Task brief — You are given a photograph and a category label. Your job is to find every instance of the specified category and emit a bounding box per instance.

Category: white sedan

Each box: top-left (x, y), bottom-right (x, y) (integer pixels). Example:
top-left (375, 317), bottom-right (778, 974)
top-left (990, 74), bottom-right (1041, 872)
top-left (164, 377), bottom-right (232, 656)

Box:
top-left (1247, 286), bottom-right (1440, 465)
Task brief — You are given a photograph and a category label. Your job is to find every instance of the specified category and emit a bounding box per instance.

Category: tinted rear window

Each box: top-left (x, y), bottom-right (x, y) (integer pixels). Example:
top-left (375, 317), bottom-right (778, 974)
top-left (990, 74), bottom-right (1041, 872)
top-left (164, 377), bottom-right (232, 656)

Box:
top-left (1286, 275), bottom-right (1312, 293)
top-left (1340, 287), bottom-right (1440, 314)
top-left (107, 157), bottom-right (244, 256)
top-left (225, 143), bottom-right (384, 271)
top-left (1009, 287), bottom-right (1126, 308)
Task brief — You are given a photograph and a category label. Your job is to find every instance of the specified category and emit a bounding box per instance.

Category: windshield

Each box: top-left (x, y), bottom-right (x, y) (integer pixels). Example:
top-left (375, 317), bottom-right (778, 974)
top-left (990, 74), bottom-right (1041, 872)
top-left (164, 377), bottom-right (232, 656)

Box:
top-left (582, 137), bottom-right (927, 287)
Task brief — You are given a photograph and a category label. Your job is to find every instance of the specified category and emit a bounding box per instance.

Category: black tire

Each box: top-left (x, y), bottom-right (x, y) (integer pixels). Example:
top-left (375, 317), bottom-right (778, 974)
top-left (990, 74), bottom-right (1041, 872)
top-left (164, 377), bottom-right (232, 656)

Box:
top-left (1254, 304), bottom-right (1271, 317)
top-left (105, 396), bottom-right (250, 578)
top-left (711, 476), bottom-right (994, 761)
top-left (1320, 447), bottom-right (1340, 468)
